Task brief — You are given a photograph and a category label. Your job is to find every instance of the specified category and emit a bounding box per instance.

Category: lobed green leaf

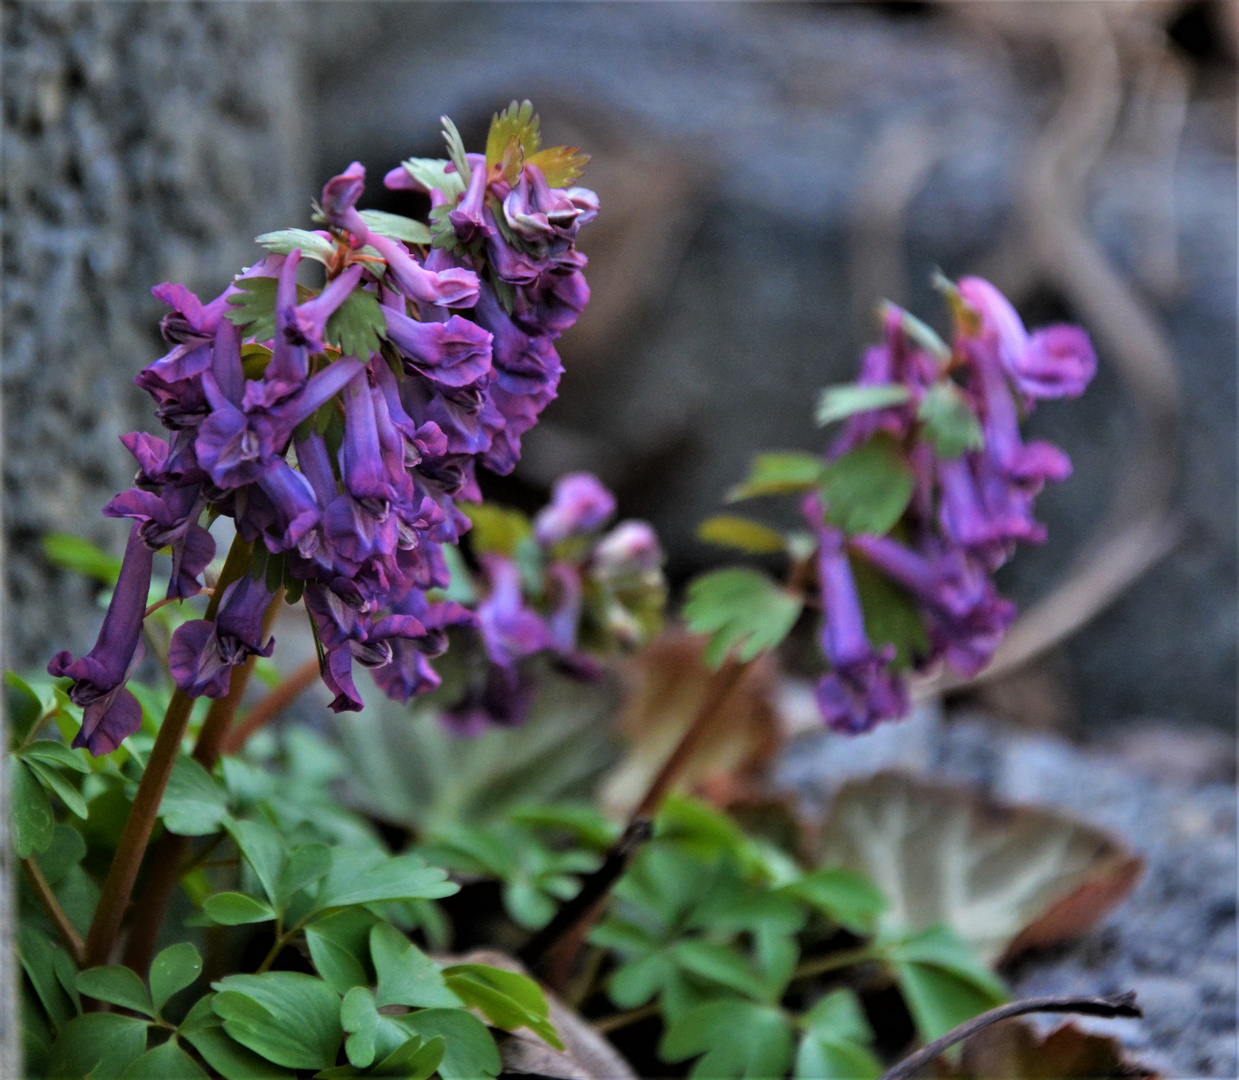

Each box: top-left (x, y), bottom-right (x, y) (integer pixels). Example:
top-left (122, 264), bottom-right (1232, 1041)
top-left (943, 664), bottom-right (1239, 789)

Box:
top-left (726, 452), bottom-right (824, 502)
top-left (684, 568), bottom-right (804, 669)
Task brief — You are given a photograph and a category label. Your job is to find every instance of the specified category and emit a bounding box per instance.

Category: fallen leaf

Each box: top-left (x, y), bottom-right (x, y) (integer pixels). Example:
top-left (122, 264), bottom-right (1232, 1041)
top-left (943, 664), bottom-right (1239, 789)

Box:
top-left (815, 774), bottom-right (1143, 965)
top-left (943, 1018), bottom-right (1160, 1079)
top-left (598, 632), bottom-right (782, 819)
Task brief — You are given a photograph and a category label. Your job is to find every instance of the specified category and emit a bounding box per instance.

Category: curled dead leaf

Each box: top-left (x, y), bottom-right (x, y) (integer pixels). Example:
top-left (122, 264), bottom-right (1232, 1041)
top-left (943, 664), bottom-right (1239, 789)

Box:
top-left (943, 1018), bottom-right (1160, 1079)
top-left (816, 774), bottom-right (1143, 966)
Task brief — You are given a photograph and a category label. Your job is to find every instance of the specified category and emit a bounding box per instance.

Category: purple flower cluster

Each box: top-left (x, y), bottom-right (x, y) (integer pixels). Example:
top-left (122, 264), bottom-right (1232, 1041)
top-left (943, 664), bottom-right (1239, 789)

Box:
top-left (47, 107), bottom-right (598, 754)
top-left (808, 276), bottom-right (1096, 734)
top-left (443, 474), bottom-right (665, 735)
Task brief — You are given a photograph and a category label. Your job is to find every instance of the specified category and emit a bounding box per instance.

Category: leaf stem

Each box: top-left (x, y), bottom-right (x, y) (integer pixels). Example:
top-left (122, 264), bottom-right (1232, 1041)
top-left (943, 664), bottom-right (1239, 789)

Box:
top-left (877, 992), bottom-right (1142, 1080)
top-left (592, 1001), bottom-right (661, 1035)
top-left (20, 858), bottom-right (85, 965)
top-left (82, 536), bottom-right (251, 972)
top-left (790, 945), bottom-right (881, 983)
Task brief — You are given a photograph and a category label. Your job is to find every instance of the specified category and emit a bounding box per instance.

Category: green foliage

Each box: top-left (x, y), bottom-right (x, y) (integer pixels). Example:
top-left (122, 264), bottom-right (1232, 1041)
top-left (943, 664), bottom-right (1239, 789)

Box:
top-left (149, 943), bottom-right (203, 1016)
top-left (851, 555), bottom-right (930, 672)
top-left (697, 515), bottom-right (788, 554)
top-left (42, 533), bottom-right (123, 584)
top-left (442, 963), bottom-right (562, 1050)
top-left (440, 115), bottom-right (472, 188)
top-left (726, 452), bottom-right (824, 502)
top-left (918, 381), bottom-right (985, 459)
top-left (880, 300), bottom-right (952, 365)
top-left (357, 210), bottom-right (432, 247)
top-left (819, 436), bottom-right (915, 536)
top-left (684, 568), bottom-right (804, 668)
top-left (47, 1012), bottom-right (148, 1079)
top-left (662, 1001), bottom-right (794, 1079)
top-left (11, 759), bottom-right (55, 858)
top-left (486, 100), bottom-right (540, 183)
top-left (212, 972), bottom-right (344, 1070)
top-left (76, 965), bottom-right (154, 1017)
top-left (325, 287), bottom-right (387, 360)
top-left (226, 277), bottom-right (313, 343)
top-left (397, 158), bottom-right (465, 201)
top-left (795, 990), bottom-right (882, 1080)
top-left (781, 868), bottom-right (887, 936)
top-left (815, 383), bottom-right (911, 427)
top-left (462, 502), bottom-right (533, 558)
top-left (254, 229), bottom-right (336, 265)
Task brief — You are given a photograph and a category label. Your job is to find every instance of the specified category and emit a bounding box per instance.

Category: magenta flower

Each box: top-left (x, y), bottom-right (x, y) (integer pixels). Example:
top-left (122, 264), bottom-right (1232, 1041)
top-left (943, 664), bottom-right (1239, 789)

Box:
top-left (533, 473), bottom-right (616, 546)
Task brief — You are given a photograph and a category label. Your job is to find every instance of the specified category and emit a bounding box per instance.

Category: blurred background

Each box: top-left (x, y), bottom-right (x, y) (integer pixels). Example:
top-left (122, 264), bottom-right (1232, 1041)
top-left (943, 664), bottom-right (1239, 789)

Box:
top-left (4, 0), bottom-right (1236, 734)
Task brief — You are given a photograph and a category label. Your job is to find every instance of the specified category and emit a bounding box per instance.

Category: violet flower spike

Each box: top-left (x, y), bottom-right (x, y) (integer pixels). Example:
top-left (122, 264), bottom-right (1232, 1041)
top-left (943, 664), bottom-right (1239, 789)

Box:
top-left (47, 523), bottom-right (154, 755)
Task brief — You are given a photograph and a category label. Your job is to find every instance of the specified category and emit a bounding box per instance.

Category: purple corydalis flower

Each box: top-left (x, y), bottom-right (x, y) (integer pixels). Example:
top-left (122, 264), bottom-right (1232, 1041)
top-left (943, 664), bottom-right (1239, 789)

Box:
top-left (503, 164), bottom-right (583, 241)
top-left (103, 485), bottom-right (215, 600)
top-left (592, 520), bottom-right (663, 582)
top-left (168, 574), bottom-right (276, 699)
top-left (957, 276), bottom-right (1096, 401)
top-left (384, 307), bottom-right (493, 388)
top-left (448, 155), bottom-right (495, 244)
top-left (48, 523), bottom-right (153, 755)
top-left (476, 554), bottom-right (550, 667)
top-left (534, 473), bottom-right (616, 546)
top-left (813, 525), bottom-right (908, 735)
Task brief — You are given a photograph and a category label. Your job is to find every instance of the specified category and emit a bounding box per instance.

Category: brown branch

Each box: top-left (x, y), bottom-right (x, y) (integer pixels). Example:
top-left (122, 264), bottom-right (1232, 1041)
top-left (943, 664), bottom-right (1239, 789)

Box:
top-left (21, 858), bottom-right (85, 965)
top-left (219, 656), bottom-right (320, 757)
top-left (878, 992), bottom-right (1142, 1080)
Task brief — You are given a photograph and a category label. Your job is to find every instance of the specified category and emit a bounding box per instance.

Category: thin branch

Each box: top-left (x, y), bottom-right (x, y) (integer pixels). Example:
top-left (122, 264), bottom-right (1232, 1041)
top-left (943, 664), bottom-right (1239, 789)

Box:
top-left (789, 945), bottom-right (877, 983)
top-left (219, 656), bottom-right (320, 757)
top-left (521, 658), bottom-right (750, 986)
top-left (878, 992), bottom-right (1142, 1080)
top-left (592, 1001), bottom-right (661, 1035)
top-left (21, 858), bottom-right (85, 965)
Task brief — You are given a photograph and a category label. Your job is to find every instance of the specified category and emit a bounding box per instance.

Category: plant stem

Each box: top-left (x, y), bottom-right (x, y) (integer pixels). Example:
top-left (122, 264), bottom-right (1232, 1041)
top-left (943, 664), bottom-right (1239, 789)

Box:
top-left (122, 578), bottom-right (279, 975)
top-left (219, 656), bottom-right (320, 757)
top-left (592, 1001), bottom-right (661, 1035)
top-left (82, 536), bottom-right (251, 972)
top-left (790, 945), bottom-right (879, 982)
top-left (520, 657), bottom-right (750, 986)
top-left (878, 992), bottom-right (1142, 1080)
top-left (20, 858), bottom-right (85, 965)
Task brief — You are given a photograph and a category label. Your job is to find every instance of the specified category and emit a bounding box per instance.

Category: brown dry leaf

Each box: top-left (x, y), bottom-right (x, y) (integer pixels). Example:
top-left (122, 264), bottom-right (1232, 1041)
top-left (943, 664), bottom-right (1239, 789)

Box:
top-left (598, 631), bottom-right (782, 818)
top-left (452, 950), bottom-right (637, 1080)
top-left (816, 774), bottom-right (1143, 965)
top-left (941, 1018), bottom-right (1160, 1079)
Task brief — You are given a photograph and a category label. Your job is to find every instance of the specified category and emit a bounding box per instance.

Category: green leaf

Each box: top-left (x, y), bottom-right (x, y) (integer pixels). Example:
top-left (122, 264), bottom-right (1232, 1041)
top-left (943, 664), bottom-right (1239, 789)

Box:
top-left (325, 287), bottom-right (387, 360)
top-left (370, 923), bottom-right (460, 1009)
top-left (819, 437), bottom-right (914, 536)
top-left (889, 960), bottom-right (1003, 1046)
top-left (884, 925), bottom-right (1007, 1000)
top-left (440, 115), bottom-right (472, 187)
top-left (607, 951), bottom-right (675, 1009)
top-left (341, 987), bottom-right (382, 1068)
top-left (507, 803), bottom-right (618, 850)
top-left (179, 996), bottom-right (296, 1080)
top-left (783, 869), bottom-right (887, 936)
top-left (150, 943), bottom-right (202, 1016)
top-left (437, 543), bottom-right (478, 604)
top-left (371, 1034), bottom-right (444, 1080)
top-left (7, 672), bottom-right (48, 744)
top-left (202, 892), bottom-right (277, 926)
top-left (726, 452), bottom-right (824, 502)
top-left (918, 382), bottom-right (984, 459)
top-left (254, 229), bottom-right (336, 265)
top-left (358, 210), bottom-right (432, 246)
top-left (76, 965), bottom-right (155, 1017)
top-left (442, 964), bottom-right (562, 1050)
top-left (48, 1013), bottom-right (148, 1080)
top-left (684, 568), bottom-right (804, 669)
top-left (801, 987), bottom-right (874, 1046)
top-left (22, 739), bottom-right (89, 774)
top-left (661, 1001), bottom-right (794, 1079)
top-left (486, 100), bottom-right (540, 180)
top-left (225, 818), bottom-right (287, 906)
top-left (12, 759), bottom-right (55, 858)
top-left (277, 843), bottom-right (332, 909)
top-left (42, 533), bottom-right (123, 584)
top-left (697, 516), bottom-right (787, 555)
top-left (795, 988), bottom-right (882, 1079)
top-left (120, 1038), bottom-right (209, 1079)
top-left (396, 1008), bottom-right (501, 1080)
top-left (880, 300), bottom-right (952, 365)
top-left (31, 823), bottom-right (86, 886)
top-left (305, 909), bottom-right (377, 996)
top-left (160, 756), bottom-right (230, 837)
top-left (524, 145), bottom-right (590, 188)
top-left (24, 756), bottom-right (87, 819)
top-left (398, 158), bottom-right (465, 200)
top-left (462, 503), bottom-right (532, 557)
top-left (19, 926), bottom-right (79, 1032)
top-left (316, 851), bottom-right (458, 912)
top-left (212, 972), bottom-right (343, 1070)
top-left (226, 277), bottom-right (312, 343)
top-left (851, 555), bottom-right (929, 671)
top-left (671, 940), bottom-right (762, 999)
top-left (815, 383), bottom-right (912, 427)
